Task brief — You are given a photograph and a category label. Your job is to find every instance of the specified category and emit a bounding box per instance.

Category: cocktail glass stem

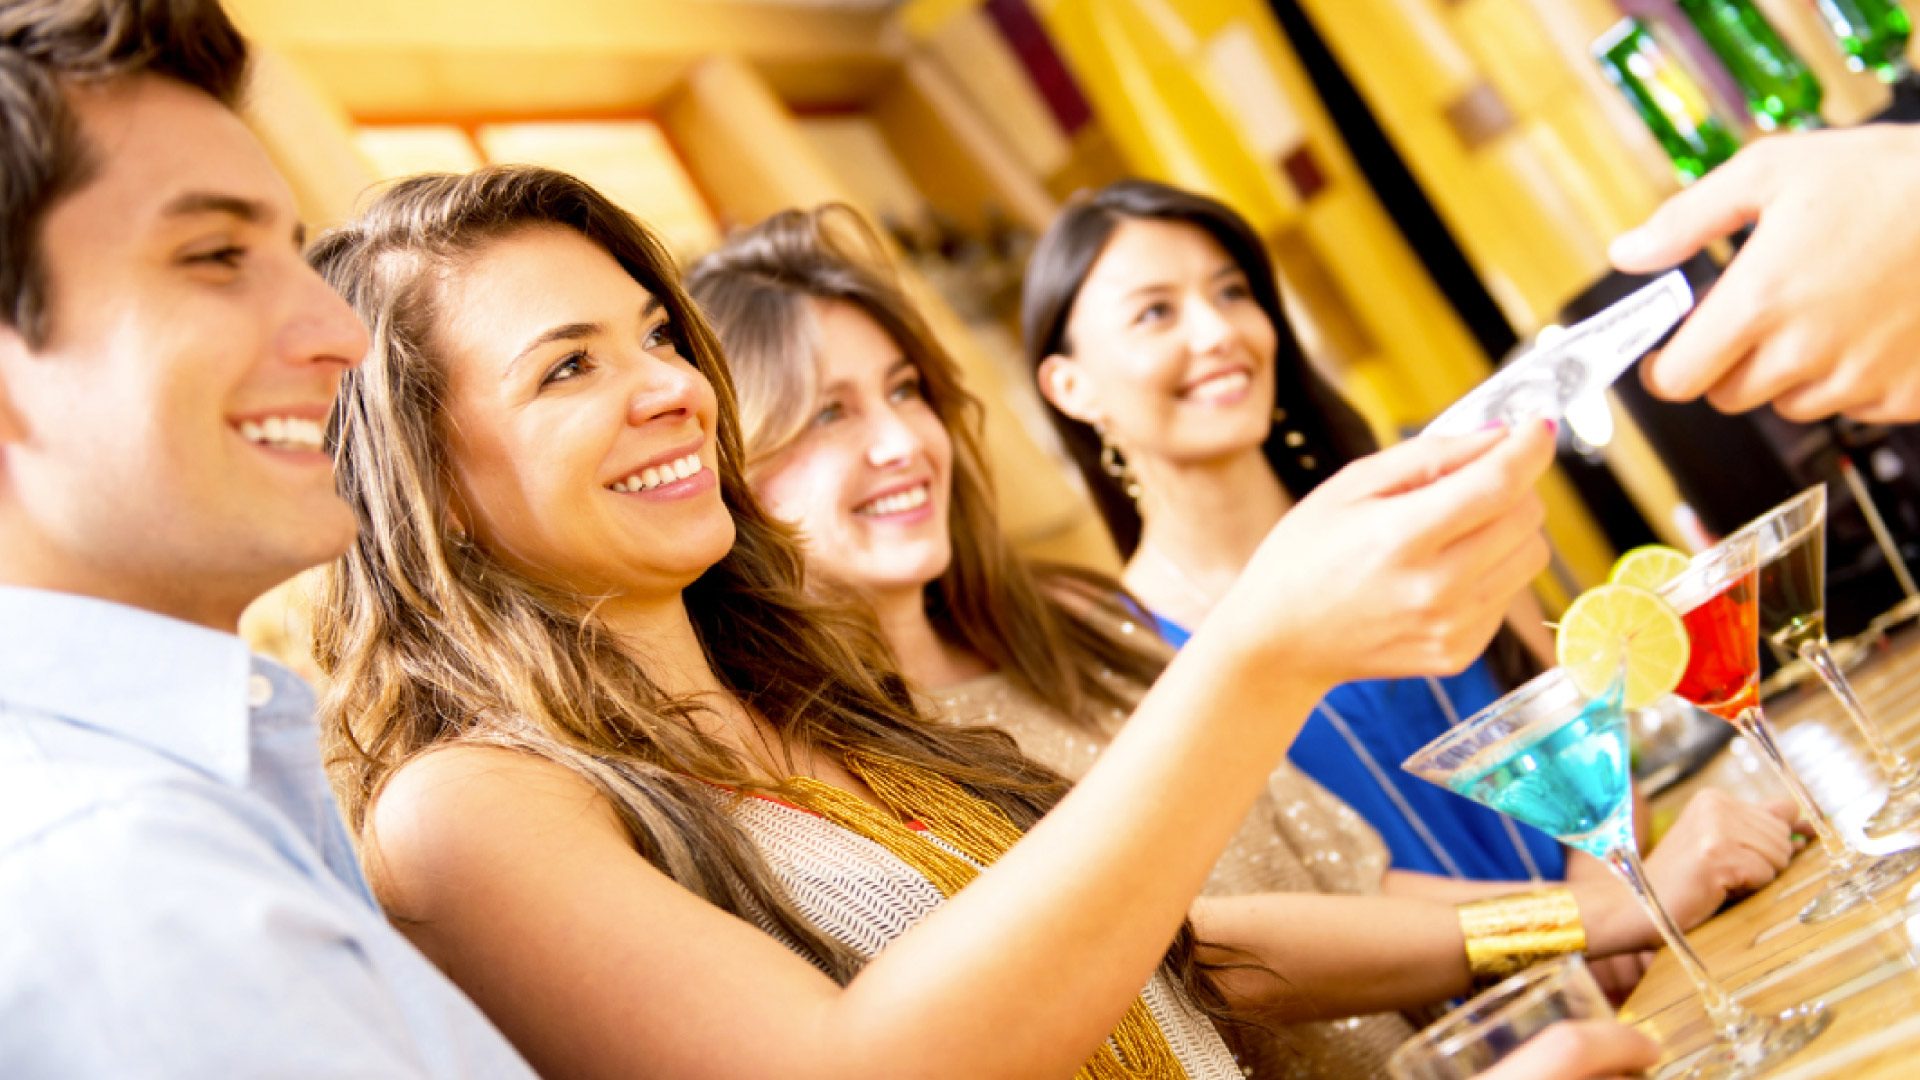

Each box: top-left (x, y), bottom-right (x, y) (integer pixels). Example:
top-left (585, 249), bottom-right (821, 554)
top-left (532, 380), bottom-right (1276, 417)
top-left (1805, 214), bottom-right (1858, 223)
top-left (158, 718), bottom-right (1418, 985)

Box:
top-left (1731, 707), bottom-right (1856, 867)
top-left (1603, 839), bottom-right (1750, 1040)
top-left (1839, 455), bottom-right (1920, 600)
top-left (1798, 639), bottom-right (1920, 789)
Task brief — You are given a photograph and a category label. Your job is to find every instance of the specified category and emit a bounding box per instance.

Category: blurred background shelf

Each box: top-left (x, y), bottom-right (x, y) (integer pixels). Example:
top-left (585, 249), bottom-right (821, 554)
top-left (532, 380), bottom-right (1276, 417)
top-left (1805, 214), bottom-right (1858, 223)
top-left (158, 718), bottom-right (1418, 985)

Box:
top-left (230, 0), bottom-right (1920, 675)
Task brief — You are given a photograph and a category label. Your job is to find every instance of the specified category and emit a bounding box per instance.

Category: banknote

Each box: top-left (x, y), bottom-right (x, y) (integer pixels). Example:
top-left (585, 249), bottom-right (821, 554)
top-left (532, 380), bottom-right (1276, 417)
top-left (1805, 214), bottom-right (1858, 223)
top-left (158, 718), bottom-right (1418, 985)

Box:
top-left (1425, 270), bottom-right (1694, 437)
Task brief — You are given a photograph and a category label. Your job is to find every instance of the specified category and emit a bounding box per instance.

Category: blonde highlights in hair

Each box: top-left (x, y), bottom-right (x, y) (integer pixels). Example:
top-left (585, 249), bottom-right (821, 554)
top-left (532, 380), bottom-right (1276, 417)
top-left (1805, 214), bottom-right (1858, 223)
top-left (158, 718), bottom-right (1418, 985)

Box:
top-left (308, 167), bottom-right (1088, 982)
top-left (688, 205), bottom-right (1167, 735)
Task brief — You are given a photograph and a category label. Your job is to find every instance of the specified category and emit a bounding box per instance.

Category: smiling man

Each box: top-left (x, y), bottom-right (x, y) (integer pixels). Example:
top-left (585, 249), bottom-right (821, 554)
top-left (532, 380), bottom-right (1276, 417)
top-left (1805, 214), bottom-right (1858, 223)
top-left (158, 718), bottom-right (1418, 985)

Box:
top-left (0, 1), bottom-right (534, 1075)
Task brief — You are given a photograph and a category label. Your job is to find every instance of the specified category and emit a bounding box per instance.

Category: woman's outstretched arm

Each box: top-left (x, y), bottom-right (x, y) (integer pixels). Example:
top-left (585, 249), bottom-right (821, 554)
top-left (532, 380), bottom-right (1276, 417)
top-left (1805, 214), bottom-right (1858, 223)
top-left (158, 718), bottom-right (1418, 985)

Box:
top-left (366, 425), bottom-right (1556, 1080)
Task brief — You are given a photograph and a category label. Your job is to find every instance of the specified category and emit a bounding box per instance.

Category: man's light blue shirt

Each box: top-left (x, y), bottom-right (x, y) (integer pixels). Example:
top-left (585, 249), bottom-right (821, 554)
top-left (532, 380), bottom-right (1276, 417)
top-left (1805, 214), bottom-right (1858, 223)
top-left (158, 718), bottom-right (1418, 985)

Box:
top-left (0, 587), bottom-right (539, 1078)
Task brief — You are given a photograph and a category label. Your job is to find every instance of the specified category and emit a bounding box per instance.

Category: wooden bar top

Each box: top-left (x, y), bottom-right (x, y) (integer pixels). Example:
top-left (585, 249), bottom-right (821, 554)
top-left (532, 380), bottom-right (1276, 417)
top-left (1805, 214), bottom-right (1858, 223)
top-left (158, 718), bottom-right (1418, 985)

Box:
top-left (1620, 622), bottom-right (1920, 1078)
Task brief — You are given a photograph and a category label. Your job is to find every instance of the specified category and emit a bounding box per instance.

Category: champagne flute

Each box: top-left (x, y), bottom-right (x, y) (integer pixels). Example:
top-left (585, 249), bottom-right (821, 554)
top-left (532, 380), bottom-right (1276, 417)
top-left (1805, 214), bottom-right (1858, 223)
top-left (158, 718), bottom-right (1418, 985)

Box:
top-left (1732, 485), bottom-right (1920, 839)
top-left (1404, 668), bottom-right (1832, 1080)
top-left (1659, 531), bottom-right (1920, 923)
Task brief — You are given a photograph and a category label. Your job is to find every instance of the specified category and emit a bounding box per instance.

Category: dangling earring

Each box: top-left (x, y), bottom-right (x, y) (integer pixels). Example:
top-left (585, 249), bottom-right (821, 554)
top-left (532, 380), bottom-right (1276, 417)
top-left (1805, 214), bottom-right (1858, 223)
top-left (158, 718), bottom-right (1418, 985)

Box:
top-left (1096, 424), bottom-right (1142, 503)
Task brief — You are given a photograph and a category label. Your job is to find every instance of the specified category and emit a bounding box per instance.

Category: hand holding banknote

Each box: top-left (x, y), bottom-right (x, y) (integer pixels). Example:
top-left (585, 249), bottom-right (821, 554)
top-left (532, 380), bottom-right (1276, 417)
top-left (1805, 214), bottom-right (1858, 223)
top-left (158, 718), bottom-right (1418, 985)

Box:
top-left (1612, 126), bottom-right (1920, 422)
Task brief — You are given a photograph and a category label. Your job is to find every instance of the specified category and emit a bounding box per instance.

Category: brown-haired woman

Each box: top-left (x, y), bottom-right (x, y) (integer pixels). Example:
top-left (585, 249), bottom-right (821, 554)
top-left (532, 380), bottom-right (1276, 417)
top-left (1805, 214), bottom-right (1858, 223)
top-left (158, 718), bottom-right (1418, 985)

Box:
top-left (1018, 180), bottom-right (1798, 938)
top-left (688, 205), bottom-right (1805, 1075)
top-left (304, 164), bottom-right (1616, 1080)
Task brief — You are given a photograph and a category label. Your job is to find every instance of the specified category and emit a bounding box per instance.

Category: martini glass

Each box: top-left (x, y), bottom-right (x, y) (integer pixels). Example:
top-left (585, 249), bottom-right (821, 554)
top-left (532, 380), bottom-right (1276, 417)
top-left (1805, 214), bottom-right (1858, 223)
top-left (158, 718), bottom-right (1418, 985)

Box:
top-left (1659, 531), bottom-right (1920, 923)
top-left (1404, 668), bottom-right (1832, 1080)
top-left (1731, 485), bottom-right (1920, 839)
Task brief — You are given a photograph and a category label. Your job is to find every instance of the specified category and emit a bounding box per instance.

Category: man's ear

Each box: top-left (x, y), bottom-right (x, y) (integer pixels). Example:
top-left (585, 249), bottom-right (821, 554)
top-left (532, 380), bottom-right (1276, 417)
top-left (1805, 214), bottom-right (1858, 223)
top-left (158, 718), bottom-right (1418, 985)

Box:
top-left (1037, 353), bottom-right (1102, 426)
top-left (0, 329), bottom-right (31, 447)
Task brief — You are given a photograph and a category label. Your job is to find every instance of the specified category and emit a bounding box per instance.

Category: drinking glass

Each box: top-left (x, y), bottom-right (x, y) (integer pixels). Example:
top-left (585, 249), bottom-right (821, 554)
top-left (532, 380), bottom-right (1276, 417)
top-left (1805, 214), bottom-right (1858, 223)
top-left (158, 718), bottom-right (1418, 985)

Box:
top-left (1732, 485), bottom-right (1920, 839)
top-left (1404, 668), bottom-right (1831, 1080)
top-left (1387, 956), bottom-right (1613, 1080)
top-left (1659, 530), bottom-right (1920, 923)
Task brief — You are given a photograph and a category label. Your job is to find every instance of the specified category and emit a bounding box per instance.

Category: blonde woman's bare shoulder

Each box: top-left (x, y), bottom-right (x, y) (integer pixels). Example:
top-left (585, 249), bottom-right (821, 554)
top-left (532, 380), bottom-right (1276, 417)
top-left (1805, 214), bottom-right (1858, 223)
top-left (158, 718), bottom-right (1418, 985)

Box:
top-left (364, 743), bottom-right (626, 918)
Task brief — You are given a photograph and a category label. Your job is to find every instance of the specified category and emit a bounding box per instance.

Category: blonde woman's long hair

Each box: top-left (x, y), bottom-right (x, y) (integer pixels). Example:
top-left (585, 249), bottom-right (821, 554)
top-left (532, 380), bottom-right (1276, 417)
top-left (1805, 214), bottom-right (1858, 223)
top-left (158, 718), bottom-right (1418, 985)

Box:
top-left (687, 205), bottom-right (1166, 735)
top-left (307, 167), bottom-right (1224, 1007)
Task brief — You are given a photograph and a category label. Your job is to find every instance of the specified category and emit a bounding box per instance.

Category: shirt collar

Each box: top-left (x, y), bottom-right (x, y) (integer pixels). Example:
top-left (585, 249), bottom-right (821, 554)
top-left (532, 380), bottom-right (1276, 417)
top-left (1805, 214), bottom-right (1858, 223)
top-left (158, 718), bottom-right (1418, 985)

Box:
top-left (0, 586), bottom-right (253, 786)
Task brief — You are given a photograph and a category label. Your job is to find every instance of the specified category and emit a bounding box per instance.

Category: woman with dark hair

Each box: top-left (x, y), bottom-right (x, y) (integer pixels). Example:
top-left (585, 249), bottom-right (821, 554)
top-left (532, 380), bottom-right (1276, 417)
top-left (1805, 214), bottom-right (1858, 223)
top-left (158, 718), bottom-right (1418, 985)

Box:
top-left (690, 205), bottom-right (1801, 1075)
top-left (1021, 179), bottom-right (1795, 903)
top-left (305, 164), bottom-right (1598, 1080)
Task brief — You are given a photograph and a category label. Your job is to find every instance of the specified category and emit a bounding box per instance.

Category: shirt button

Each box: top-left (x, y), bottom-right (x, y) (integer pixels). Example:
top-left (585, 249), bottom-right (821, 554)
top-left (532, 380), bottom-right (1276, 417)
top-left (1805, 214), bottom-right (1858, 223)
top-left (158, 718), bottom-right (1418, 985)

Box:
top-left (249, 673), bottom-right (275, 709)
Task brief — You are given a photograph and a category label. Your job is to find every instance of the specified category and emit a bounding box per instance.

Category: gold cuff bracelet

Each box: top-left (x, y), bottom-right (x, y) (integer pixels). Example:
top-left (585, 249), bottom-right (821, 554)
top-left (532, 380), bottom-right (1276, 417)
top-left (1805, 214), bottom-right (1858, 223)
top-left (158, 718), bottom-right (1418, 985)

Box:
top-left (1457, 887), bottom-right (1587, 984)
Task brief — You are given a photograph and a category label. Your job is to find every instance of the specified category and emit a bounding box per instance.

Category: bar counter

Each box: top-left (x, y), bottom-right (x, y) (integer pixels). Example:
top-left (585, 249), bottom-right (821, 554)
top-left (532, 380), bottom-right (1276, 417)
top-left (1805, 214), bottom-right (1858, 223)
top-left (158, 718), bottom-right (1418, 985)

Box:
top-left (1622, 621), bottom-right (1920, 1077)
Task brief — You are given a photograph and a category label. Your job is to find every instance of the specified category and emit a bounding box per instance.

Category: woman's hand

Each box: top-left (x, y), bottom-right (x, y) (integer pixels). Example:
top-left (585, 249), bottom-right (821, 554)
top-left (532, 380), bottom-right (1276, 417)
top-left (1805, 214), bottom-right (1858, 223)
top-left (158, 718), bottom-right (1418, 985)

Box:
top-left (1474, 1021), bottom-right (1662, 1080)
top-left (1577, 788), bottom-right (1800, 964)
top-left (1640, 789), bottom-right (1801, 931)
top-left (1203, 422), bottom-right (1556, 691)
top-left (1584, 951), bottom-right (1654, 1007)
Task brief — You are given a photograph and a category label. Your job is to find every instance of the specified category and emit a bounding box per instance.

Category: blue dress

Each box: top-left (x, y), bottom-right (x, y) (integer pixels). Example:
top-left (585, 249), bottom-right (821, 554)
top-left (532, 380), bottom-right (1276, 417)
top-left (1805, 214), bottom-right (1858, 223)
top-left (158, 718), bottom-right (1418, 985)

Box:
top-left (1155, 615), bottom-right (1566, 883)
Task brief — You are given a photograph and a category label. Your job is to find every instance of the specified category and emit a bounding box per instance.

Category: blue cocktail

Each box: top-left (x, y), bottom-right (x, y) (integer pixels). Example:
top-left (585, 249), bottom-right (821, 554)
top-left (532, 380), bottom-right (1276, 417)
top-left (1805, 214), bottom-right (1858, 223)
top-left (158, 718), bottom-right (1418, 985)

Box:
top-left (1406, 669), bottom-right (1832, 1079)
top-left (1449, 682), bottom-right (1629, 856)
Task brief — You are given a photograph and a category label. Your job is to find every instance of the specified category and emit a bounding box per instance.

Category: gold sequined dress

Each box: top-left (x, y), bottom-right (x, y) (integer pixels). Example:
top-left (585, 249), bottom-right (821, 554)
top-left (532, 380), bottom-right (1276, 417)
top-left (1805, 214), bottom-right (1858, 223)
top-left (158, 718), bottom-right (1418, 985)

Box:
top-left (929, 671), bottom-right (1418, 1080)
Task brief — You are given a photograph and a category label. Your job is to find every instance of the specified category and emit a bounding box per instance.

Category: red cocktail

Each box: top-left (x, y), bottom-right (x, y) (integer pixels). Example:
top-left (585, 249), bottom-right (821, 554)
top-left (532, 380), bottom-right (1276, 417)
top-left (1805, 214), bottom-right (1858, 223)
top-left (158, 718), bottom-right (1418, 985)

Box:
top-left (1660, 530), bottom-right (1920, 923)
top-left (1673, 570), bottom-right (1760, 720)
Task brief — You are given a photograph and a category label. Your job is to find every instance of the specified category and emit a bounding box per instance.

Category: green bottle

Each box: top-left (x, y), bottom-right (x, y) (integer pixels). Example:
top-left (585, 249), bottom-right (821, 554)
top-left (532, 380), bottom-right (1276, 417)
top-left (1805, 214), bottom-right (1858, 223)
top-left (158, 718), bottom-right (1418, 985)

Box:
top-left (1593, 20), bottom-right (1743, 183)
top-left (1813, 0), bottom-right (1913, 81)
top-left (1676, 0), bottom-right (1825, 129)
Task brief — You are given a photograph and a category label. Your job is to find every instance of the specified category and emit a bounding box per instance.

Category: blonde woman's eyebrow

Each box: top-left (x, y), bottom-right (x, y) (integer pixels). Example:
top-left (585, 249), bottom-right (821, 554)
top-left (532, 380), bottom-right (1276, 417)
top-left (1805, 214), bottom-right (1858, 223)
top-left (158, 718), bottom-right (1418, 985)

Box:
top-left (506, 322), bottom-right (601, 380)
top-left (504, 300), bottom-right (667, 380)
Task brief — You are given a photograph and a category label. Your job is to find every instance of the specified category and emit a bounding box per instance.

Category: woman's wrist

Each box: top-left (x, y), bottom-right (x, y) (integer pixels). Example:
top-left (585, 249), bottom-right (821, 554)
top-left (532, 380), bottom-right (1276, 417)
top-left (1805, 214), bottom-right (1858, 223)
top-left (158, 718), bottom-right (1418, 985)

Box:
top-left (1180, 595), bottom-right (1337, 705)
top-left (1565, 876), bottom-right (1655, 957)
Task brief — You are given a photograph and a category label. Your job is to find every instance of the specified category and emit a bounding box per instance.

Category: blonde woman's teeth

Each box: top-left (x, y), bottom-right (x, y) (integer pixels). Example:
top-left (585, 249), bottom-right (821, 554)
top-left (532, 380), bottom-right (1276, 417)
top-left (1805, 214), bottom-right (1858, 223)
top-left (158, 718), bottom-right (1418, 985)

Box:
top-left (239, 416), bottom-right (326, 453)
top-left (612, 453), bottom-right (704, 492)
top-left (858, 484), bottom-right (929, 517)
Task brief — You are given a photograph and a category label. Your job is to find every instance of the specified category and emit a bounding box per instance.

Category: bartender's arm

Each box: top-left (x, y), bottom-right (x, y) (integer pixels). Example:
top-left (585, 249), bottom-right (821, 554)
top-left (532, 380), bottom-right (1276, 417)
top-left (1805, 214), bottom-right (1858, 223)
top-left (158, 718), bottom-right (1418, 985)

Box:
top-left (1612, 124), bottom-right (1920, 422)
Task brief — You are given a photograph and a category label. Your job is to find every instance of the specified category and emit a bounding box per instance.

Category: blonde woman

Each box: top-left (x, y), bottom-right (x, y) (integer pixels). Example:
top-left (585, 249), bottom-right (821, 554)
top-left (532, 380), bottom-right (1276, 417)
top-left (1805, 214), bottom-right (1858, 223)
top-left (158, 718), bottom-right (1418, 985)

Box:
top-left (307, 165), bottom-right (1634, 1080)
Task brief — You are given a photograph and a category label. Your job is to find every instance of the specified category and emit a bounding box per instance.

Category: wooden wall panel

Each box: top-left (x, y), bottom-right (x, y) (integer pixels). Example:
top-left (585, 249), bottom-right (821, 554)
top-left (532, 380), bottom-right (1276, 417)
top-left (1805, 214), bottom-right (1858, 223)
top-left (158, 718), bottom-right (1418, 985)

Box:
top-left (869, 56), bottom-right (1061, 234)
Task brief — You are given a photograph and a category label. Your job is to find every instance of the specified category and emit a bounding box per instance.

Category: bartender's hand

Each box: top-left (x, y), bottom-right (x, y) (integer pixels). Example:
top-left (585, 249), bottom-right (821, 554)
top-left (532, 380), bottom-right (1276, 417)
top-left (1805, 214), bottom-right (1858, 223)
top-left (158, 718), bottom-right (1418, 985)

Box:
top-left (1476, 1022), bottom-right (1661, 1080)
top-left (1611, 125), bottom-right (1920, 422)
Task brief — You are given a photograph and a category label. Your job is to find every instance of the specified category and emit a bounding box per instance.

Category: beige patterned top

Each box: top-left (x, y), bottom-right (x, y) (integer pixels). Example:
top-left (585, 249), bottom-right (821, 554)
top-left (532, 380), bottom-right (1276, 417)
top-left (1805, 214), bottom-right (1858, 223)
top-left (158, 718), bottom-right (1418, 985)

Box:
top-left (929, 670), bottom-right (1417, 1080)
top-left (724, 791), bottom-right (1248, 1078)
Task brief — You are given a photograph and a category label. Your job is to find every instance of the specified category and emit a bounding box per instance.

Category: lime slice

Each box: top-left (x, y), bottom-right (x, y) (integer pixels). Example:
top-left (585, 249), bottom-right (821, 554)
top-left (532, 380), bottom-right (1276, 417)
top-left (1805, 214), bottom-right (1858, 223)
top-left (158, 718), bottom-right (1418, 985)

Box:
top-left (1556, 584), bottom-right (1690, 709)
top-left (1608, 544), bottom-right (1692, 593)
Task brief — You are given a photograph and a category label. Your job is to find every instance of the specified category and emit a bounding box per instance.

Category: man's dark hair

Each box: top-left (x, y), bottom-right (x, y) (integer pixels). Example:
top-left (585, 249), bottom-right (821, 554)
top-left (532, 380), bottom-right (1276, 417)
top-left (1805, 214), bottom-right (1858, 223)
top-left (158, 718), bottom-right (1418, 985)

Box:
top-left (0, 0), bottom-right (249, 346)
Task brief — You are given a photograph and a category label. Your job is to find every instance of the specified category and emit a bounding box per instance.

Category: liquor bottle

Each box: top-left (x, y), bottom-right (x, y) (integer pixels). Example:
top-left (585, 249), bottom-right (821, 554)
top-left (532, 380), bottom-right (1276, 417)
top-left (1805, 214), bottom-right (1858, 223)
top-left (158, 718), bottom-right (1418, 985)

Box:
top-left (1676, 0), bottom-right (1825, 129)
top-left (1812, 0), bottom-right (1913, 81)
top-left (1593, 19), bottom-right (1743, 183)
